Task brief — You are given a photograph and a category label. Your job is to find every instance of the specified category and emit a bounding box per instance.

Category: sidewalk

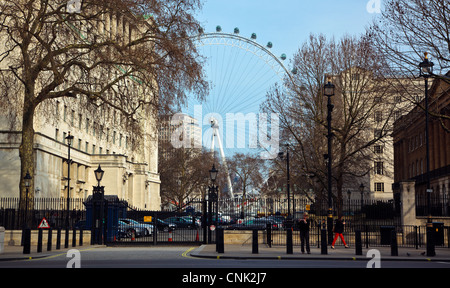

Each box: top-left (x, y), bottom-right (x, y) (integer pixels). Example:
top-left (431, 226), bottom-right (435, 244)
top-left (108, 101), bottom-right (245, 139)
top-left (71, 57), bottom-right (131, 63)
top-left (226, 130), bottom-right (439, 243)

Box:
top-left (0, 244), bottom-right (105, 261)
top-left (190, 244), bottom-right (450, 262)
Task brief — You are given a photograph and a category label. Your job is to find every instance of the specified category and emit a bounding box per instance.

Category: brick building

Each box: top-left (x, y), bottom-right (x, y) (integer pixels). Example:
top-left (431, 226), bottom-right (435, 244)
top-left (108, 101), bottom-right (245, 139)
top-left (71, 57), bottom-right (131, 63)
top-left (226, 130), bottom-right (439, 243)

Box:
top-left (393, 72), bottom-right (450, 224)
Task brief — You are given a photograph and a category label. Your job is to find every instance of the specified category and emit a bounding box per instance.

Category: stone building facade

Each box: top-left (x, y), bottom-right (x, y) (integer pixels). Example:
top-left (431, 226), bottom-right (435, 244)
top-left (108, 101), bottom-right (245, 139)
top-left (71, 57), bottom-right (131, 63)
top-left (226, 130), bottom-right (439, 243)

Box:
top-left (0, 5), bottom-right (161, 210)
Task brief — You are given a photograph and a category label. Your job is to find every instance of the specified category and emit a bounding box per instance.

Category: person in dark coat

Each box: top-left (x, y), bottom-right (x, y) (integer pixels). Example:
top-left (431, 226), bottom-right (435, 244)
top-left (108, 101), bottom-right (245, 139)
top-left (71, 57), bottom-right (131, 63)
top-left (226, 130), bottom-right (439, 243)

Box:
top-left (298, 212), bottom-right (311, 254)
top-left (331, 216), bottom-right (348, 249)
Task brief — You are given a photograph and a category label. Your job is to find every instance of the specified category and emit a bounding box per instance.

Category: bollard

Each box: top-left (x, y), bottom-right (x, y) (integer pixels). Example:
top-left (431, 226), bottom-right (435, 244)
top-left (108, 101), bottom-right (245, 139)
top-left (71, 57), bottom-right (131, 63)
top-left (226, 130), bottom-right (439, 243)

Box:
top-left (321, 229), bottom-right (327, 255)
top-left (153, 216), bottom-right (158, 246)
top-left (37, 228), bottom-right (43, 253)
top-left (47, 228), bottom-right (52, 251)
top-left (426, 226), bottom-right (435, 257)
top-left (266, 224), bottom-right (272, 248)
top-left (65, 228), bottom-right (69, 248)
top-left (168, 229), bottom-right (172, 242)
top-left (23, 228), bottom-right (31, 255)
top-left (390, 229), bottom-right (398, 256)
top-left (79, 228), bottom-right (83, 246)
top-left (56, 227), bottom-right (61, 250)
top-left (72, 228), bottom-right (76, 247)
top-left (252, 229), bottom-right (258, 254)
top-left (355, 230), bottom-right (362, 256)
top-left (216, 228), bottom-right (224, 254)
top-left (286, 228), bottom-right (293, 254)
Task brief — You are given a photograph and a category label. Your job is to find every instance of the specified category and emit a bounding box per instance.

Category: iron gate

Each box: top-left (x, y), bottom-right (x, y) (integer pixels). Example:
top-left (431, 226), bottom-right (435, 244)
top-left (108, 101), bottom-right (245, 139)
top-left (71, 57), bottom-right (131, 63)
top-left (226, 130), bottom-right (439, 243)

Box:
top-left (109, 199), bottom-right (217, 245)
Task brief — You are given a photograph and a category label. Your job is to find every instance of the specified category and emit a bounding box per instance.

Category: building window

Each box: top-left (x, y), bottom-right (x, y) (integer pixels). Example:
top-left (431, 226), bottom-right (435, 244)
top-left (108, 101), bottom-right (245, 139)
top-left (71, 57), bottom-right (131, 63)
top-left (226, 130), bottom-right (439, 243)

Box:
top-left (374, 145), bottom-right (383, 154)
top-left (374, 111), bottom-right (383, 123)
top-left (55, 129), bottom-right (59, 141)
top-left (374, 162), bottom-right (384, 175)
top-left (85, 141), bottom-right (89, 153)
top-left (374, 129), bottom-right (382, 139)
top-left (374, 183), bottom-right (384, 192)
top-left (394, 110), bottom-right (401, 121)
top-left (78, 114), bottom-right (82, 129)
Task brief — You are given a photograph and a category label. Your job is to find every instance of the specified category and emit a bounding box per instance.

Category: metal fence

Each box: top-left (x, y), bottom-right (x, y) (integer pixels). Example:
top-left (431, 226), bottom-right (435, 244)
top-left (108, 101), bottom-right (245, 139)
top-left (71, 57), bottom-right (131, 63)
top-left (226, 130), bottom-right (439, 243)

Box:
top-left (0, 197), bottom-right (86, 230)
top-left (268, 224), bottom-right (450, 249)
top-left (1, 196), bottom-right (449, 248)
top-left (416, 194), bottom-right (450, 217)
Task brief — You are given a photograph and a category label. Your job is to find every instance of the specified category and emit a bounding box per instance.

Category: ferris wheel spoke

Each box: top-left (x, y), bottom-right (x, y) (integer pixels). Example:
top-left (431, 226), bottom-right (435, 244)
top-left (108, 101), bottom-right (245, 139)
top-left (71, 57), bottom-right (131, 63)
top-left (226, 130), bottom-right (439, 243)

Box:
top-left (183, 29), bottom-right (293, 198)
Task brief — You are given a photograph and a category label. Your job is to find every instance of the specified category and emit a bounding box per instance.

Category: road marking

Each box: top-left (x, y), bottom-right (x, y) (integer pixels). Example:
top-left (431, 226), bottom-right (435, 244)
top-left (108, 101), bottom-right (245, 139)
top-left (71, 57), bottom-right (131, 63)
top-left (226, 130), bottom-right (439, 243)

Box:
top-left (26, 247), bottom-right (97, 261)
top-left (181, 247), bottom-right (197, 259)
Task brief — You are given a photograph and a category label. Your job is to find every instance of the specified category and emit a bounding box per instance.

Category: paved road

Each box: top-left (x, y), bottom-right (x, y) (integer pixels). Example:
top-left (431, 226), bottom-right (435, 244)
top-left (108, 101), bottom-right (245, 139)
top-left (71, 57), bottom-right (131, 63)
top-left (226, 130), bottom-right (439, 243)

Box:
top-left (1, 246), bottom-right (449, 269)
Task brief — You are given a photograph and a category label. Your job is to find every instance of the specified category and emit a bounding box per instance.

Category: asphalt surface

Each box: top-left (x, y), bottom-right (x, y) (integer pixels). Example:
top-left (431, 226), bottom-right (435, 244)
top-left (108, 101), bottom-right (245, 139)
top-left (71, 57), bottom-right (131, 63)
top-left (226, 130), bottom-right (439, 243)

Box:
top-left (2, 242), bottom-right (450, 263)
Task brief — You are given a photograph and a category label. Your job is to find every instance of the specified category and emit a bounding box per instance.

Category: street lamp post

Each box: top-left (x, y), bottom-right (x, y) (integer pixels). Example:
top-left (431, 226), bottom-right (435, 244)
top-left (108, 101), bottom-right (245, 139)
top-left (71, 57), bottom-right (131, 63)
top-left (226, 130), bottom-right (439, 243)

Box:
top-left (208, 164), bottom-right (218, 244)
top-left (419, 52), bottom-right (435, 257)
top-left (359, 183), bottom-right (365, 211)
top-left (65, 132), bottom-right (74, 248)
top-left (347, 189), bottom-right (351, 214)
top-left (23, 171), bottom-right (32, 228)
top-left (278, 144), bottom-right (292, 225)
top-left (92, 164), bottom-right (105, 245)
top-left (324, 78), bottom-right (335, 245)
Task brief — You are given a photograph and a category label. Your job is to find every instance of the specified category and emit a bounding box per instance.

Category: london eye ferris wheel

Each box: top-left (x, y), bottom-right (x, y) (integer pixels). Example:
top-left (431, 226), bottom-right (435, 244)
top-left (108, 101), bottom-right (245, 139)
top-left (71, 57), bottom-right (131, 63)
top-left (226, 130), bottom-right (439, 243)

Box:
top-left (181, 25), bottom-right (297, 198)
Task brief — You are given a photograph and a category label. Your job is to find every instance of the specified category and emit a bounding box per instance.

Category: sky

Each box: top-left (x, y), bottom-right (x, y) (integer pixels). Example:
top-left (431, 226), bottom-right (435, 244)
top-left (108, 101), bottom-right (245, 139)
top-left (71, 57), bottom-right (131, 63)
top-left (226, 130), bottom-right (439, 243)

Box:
top-left (195, 0), bottom-right (382, 62)
top-left (180, 0), bottom-right (384, 173)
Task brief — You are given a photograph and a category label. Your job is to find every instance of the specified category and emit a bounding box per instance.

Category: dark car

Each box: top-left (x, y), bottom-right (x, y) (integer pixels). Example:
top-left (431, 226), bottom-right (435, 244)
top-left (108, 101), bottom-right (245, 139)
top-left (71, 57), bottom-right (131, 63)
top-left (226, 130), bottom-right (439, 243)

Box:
top-left (226, 218), bottom-right (281, 230)
top-left (74, 220), bottom-right (88, 230)
top-left (164, 216), bottom-right (199, 229)
top-left (155, 219), bottom-right (176, 231)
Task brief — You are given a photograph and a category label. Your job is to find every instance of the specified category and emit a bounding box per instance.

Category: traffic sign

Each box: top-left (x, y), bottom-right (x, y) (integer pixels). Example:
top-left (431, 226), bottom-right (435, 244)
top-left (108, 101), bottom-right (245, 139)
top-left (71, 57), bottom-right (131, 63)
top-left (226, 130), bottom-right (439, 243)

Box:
top-left (38, 217), bottom-right (50, 229)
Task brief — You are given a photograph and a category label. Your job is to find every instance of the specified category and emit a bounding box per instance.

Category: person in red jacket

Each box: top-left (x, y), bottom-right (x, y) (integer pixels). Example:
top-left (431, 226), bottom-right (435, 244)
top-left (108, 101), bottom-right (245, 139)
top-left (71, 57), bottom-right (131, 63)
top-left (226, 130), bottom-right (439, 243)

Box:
top-left (331, 216), bottom-right (348, 249)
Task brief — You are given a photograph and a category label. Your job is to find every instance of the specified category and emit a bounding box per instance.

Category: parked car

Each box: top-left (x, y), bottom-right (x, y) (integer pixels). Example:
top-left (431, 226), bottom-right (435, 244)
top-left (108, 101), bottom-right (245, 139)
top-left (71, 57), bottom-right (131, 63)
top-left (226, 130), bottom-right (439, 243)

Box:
top-left (182, 216), bottom-right (201, 227)
top-left (120, 218), bottom-right (153, 236)
top-left (74, 220), bottom-right (88, 230)
top-left (118, 220), bottom-right (146, 238)
top-left (164, 216), bottom-right (199, 228)
top-left (155, 219), bottom-right (176, 231)
top-left (226, 218), bottom-right (282, 230)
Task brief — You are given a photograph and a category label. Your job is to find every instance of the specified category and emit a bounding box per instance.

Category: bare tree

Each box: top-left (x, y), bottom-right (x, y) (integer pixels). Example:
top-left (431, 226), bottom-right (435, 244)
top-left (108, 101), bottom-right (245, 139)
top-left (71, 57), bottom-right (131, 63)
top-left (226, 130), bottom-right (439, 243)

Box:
top-left (158, 145), bottom-right (212, 211)
top-left (262, 34), bottom-right (395, 215)
top-left (227, 152), bottom-right (265, 217)
top-left (369, 0), bottom-right (450, 131)
top-left (0, 0), bottom-right (208, 220)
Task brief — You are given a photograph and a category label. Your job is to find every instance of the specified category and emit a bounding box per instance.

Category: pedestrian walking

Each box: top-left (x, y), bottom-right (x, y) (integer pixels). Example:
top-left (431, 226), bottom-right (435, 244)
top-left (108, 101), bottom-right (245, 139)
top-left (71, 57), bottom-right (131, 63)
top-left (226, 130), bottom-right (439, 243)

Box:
top-left (331, 216), bottom-right (348, 249)
top-left (298, 212), bottom-right (310, 254)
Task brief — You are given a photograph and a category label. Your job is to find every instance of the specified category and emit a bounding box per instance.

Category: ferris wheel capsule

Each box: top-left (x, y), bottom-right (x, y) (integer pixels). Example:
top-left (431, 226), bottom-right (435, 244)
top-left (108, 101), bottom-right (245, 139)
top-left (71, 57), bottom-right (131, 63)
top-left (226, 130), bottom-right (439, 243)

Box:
top-left (251, 33), bottom-right (257, 40)
top-left (234, 27), bottom-right (240, 34)
top-left (267, 42), bottom-right (273, 49)
top-left (216, 25), bottom-right (222, 32)
top-left (281, 53), bottom-right (287, 60)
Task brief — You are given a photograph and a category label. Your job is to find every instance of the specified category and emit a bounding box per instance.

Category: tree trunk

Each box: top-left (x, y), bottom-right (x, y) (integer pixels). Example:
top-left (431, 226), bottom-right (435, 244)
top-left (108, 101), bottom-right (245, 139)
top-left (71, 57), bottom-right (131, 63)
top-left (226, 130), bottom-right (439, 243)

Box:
top-left (335, 143), bottom-right (346, 217)
top-left (18, 90), bottom-right (36, 228)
